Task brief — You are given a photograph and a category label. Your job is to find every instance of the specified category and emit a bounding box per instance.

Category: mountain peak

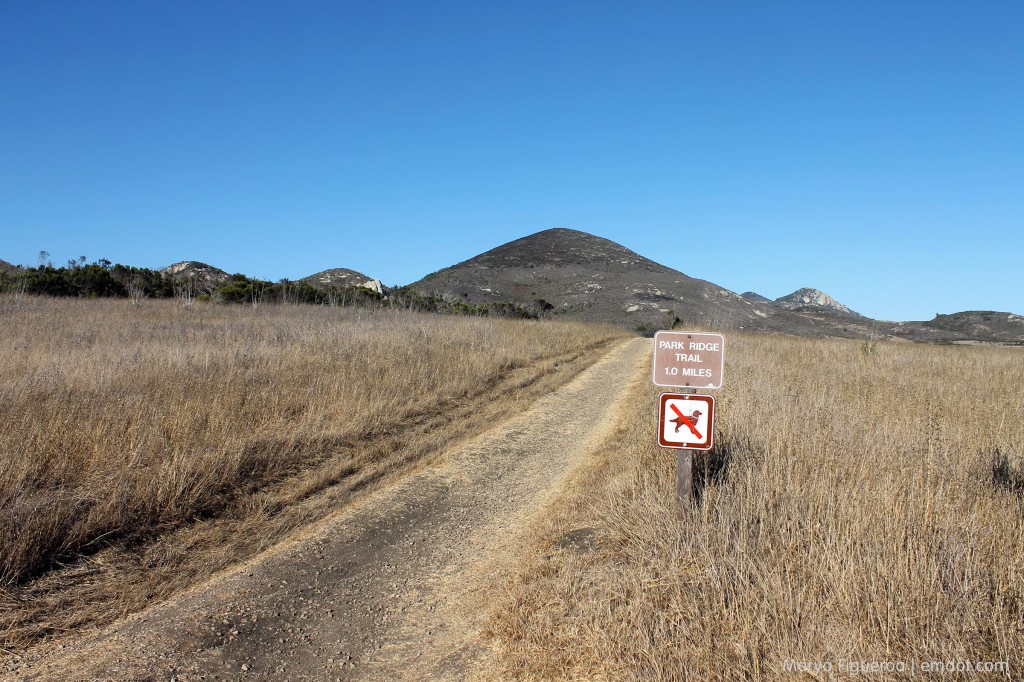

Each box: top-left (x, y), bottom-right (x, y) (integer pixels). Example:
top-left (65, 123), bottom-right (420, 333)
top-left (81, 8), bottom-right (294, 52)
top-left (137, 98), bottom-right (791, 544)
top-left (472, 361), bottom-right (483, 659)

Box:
top-left (161, 261), bottom-right (226, 275)
top-left (300, 267), bottom-right (372, 290)
top-left (460, 227), bottom-right (666, 273)
top-left (159, 261), bottom-right (230, 290)
top-left (409, 228), bottom-right (811, 332)
top-left (775, 288), bottom-right (860, 316)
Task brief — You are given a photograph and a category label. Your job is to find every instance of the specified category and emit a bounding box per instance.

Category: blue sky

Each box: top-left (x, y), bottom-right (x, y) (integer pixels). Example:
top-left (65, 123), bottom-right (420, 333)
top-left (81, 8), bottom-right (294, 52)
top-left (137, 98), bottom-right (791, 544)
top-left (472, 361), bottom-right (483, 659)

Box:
top-left (1, 1), bottom-right (1021, 321)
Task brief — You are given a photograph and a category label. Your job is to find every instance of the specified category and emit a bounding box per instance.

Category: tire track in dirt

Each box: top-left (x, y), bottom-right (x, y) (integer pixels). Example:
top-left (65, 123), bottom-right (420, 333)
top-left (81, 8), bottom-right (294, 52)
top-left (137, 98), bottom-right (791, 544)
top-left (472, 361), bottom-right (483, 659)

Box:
top-left (10, 337), bottom-right (648, 681)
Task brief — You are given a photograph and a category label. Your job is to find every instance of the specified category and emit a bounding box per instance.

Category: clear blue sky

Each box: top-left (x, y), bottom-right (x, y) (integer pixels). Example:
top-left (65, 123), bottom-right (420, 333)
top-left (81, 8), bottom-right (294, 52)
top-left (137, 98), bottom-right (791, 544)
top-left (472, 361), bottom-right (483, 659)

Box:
top-left (2, 1), bottom-right (1021, 320)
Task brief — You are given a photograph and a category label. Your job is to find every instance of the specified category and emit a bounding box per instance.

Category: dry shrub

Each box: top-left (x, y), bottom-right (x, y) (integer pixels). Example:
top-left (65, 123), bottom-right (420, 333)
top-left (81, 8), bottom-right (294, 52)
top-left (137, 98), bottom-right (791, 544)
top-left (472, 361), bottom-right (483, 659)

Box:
top-left (486, 334), bottom-right (1024, 680)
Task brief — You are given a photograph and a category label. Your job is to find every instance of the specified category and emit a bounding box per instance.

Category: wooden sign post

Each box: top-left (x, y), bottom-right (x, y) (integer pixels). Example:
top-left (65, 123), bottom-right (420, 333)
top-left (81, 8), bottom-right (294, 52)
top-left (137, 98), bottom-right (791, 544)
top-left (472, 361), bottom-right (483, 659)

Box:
top-left (659, 389), bottom-right (715, 507)
top-left (652, 331), bottom-right (724, 509)
top-left (676, 389), bottom-right (695, 507)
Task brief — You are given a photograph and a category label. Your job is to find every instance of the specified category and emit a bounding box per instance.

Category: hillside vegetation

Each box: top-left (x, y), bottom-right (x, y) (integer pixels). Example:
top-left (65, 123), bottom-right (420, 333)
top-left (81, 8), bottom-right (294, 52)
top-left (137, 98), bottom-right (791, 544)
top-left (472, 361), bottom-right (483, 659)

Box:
top-left (0, 296), bottom-right (623, 655)
top-left (0, 260), bottom-right (547, 318)
top-left (485, 334), bottom-right (1024, 680)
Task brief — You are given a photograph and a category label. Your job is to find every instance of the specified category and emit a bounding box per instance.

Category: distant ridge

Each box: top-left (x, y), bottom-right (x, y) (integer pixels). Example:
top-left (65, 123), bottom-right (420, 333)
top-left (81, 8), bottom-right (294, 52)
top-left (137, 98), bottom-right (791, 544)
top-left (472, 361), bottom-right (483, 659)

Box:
top-left (4, 232), bottom-right (1020, 344)
top-left (407, 227), bottom-right (1024, 343)
top-left (921, 311), bottom-right (1024, 343)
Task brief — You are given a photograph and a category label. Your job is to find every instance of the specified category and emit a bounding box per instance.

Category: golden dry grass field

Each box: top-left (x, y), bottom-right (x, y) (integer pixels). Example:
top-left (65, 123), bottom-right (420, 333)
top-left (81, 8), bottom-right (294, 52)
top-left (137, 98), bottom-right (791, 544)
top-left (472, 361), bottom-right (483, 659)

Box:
top-left (0, 296), bottom-right (623, 658)
top-left (483, 334), bottom-right (1024, 680)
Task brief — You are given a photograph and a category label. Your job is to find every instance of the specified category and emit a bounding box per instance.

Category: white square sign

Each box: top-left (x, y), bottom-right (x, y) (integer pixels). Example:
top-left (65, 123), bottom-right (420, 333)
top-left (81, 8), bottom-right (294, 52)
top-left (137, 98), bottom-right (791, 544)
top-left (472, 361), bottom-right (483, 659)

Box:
top-left (658, 393), bottom-right (715, 451)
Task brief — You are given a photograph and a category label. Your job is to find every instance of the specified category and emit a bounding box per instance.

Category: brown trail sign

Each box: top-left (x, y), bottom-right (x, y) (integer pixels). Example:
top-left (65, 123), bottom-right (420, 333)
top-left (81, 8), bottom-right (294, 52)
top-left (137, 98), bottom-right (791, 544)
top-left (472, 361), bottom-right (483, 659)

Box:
top-left (652, 330), bottom-right (725, 509)
top-left (653, 331), bottom-right (724, 389)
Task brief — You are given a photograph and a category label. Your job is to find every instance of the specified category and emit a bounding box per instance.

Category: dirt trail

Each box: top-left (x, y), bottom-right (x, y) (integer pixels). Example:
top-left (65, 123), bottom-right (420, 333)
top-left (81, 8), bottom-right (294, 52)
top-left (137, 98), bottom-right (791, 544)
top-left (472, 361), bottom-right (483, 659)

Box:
top-left (10, 338), bottom-right (648, 681)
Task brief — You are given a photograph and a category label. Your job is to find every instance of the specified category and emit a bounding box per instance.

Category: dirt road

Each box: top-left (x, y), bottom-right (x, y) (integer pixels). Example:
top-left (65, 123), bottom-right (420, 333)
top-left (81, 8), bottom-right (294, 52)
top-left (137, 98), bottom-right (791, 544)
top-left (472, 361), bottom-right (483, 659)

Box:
top-left (10, 338), bottom-right (648, 681)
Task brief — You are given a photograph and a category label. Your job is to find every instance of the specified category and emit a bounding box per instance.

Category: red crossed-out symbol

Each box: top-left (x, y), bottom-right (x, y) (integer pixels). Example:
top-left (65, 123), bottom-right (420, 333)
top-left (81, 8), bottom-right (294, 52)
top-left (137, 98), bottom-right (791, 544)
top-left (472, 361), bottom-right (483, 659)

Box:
top-left (669, 403), bottom-right (703, 439)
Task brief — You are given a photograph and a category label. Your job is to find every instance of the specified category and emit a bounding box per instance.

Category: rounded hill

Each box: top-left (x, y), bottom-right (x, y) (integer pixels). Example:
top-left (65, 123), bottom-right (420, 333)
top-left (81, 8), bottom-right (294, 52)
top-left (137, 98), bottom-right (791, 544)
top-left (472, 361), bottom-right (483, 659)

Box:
top-left (410, 228), bottom-right (825, 335)
top-left (299, 267), bottom-right (372, 291)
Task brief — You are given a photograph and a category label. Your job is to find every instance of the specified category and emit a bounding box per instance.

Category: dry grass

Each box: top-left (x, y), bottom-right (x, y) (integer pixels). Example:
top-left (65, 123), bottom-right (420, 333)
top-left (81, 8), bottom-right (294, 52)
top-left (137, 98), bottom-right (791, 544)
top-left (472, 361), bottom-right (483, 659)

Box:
top-left (0, 296), bottom-right (623, 656)
top-left (484, 333), bottom-right (1024, 680)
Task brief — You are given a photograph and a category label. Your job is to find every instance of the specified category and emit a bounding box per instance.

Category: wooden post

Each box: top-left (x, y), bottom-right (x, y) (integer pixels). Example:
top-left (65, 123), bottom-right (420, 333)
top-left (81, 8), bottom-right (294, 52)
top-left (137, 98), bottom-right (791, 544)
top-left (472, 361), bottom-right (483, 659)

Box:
top-left (676, 387), bottom-right (696, 509)
top-left (676, 450), bottom-right (693, 509)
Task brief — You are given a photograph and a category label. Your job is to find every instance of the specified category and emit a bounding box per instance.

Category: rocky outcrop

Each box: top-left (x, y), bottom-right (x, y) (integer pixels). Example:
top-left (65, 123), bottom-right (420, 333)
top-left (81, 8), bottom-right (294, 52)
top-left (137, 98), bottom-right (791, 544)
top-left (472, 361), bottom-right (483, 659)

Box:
top-left (300, 269), bottom-right (387, 296)
top-left (775, 288), bottom-right (861, 317)
top-left (159, 261), bottom-right (230, 291)
top-left (360, 279), bottom-right (387, 296)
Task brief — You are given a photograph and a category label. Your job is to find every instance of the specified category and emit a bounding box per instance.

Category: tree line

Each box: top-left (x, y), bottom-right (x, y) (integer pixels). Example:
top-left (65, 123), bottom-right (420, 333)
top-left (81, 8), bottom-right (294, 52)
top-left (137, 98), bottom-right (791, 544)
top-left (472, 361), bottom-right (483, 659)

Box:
top-left (0, 259), bottom-right (546, 319)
